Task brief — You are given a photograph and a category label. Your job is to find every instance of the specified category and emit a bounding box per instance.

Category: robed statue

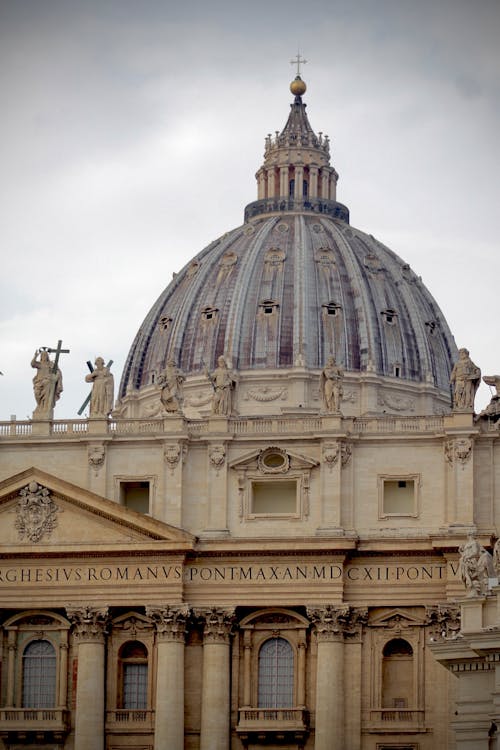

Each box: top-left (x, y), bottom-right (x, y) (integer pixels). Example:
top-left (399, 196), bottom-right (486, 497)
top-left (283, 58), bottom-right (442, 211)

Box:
top-left (205, 356), bottom-right (237, 416)
top-left (85, 357), bottom-right (114, 417)
top-left (319, 355), bottom-right (344, 412)
top-left (450, 348), bottom-right (481, 410)
top-left (31, 349), bottom-right (63, 418)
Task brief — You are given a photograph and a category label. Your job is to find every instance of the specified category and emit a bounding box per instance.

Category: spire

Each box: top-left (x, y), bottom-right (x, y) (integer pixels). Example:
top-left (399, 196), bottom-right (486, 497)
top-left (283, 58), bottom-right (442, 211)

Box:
top-left (244, 71), bottom-right (349, 224)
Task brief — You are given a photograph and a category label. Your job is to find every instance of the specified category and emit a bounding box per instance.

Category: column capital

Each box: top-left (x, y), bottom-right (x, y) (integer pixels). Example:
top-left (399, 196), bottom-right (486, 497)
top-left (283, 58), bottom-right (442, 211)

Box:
top-left (66, 605), bottom-right (109, 643)
top-left (146, 604), bottom-right (189, 642)
top-left (195, 607), bottom-right (236, 644)
top-left (307, 605), bottom-right (367, 641)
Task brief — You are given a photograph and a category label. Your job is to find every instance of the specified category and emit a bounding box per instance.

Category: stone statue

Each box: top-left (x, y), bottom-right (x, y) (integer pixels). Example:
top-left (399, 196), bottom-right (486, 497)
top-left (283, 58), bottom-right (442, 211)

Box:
top-left (493, 539), bottom-right (500, 578)
top-left (458, 534), bottom-right (492, 597)
top-left (450, 348), bottom-right (481, 410)
top-left (85, 357), bottom-right (114, 417)
top-left (31, 349), bottom-right (63, 418)
top-left (319, 355), bottom-right (344, 412)
top-left (478, 375), bottom-right (500, 421)
top-left (205, 356), bottom-right (236, 416)
top-left (157, 359), bottom-right (185, 413)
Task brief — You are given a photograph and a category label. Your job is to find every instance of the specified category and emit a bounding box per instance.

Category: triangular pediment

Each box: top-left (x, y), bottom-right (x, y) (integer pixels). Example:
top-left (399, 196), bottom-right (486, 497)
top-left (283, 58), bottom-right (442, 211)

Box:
top-left (370, 608), bottom-right (425, 628)
top-left (229, 446), bottom-right (318, 471)
top-left (0, 468), bottom-right (195, 550)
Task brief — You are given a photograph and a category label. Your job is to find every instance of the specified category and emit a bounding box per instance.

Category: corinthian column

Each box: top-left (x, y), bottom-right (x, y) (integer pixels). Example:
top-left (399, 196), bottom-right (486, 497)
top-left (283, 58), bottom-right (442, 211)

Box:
top-left (66, 605), bottom-right (109, 750)
top-left (146, 604), bottom-right (189, 750)
top-left (307, 605), bottom-right (366, 750)
top-left (195, 607), bottom-right (235, 750)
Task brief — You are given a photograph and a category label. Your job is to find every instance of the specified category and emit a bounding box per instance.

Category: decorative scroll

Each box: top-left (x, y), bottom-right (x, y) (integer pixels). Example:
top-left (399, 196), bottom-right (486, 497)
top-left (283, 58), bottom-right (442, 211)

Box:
top-left (66, 605), bottom-right (109, 643)
top-left (307, 605), bottom-right (367, 641)
top-left (15, 482), bottom-right (60, 543)
top-left (195, 607), bottom-right (236, 643)
top-left (146, 604), bottom-right (189, 642)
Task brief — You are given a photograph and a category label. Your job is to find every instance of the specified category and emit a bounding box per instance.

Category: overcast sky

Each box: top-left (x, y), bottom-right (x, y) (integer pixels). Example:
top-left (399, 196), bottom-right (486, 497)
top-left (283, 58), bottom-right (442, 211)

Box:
top-left (1, 0), bottom-right (499, 420)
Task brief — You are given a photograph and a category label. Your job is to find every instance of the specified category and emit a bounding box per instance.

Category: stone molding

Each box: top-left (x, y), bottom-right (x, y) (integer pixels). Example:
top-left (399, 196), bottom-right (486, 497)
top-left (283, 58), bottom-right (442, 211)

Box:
top-left (307, 605), bottom-right (367, 641)
top-left (195, 607), bottom-right (236, 644)
top-left (145, 604), bottom-right (189, 642)
top-left (66, 605), bottom-right (109, 643)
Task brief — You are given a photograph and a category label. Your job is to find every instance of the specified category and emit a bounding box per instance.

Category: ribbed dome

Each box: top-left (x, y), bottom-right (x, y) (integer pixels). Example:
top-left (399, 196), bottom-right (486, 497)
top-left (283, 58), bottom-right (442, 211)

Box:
top-left (119, 80), bottom-right (457, 410)
top-left (119, 214), bottom-right (457, 400)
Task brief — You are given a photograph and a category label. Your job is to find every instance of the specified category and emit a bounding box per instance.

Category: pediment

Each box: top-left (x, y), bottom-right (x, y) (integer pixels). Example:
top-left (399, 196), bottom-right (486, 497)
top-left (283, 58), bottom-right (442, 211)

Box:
top-left (229, 446), bottom-right (318, 472)
top-left (0, 468), bottom-right (195, 550)
top-left (370, 608), bottom-right (425, 628)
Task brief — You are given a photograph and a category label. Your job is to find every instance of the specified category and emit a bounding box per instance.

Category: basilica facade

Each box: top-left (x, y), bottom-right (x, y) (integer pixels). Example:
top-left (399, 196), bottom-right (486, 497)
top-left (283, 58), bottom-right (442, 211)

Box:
top-left (1, 74), bottom-right (499, 750)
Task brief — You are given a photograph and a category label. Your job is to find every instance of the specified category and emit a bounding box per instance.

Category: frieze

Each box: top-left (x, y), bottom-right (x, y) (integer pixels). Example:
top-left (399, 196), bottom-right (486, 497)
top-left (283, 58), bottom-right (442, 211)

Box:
top-left (0, 560), bottom-right (461, 587)
top-left (15, 482), bottom-right (61, 543)
top-left (243, 386), bottom-right (288, 402)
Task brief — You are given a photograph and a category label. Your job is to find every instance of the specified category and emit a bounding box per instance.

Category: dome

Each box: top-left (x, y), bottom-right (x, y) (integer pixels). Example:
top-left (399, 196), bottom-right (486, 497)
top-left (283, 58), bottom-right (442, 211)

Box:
top-left (118, 80), bottom-right (457, 417)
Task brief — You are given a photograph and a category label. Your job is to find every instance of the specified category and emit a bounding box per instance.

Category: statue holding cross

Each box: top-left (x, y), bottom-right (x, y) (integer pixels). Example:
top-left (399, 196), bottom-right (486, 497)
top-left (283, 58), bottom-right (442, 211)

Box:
top-left (31, 340), bottom-right (69, 419)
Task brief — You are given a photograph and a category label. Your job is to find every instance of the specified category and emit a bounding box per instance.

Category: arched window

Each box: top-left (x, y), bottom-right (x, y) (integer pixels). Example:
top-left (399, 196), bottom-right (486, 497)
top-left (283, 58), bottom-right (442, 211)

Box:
top-left (258, 637), bottom-right (294, 708)
top-left (22, 640), bottom-right (56, 708)
top-left (303, 179), bottom-right (308, 197)
top-left (382, 638), bottom-right (413, 708)
top-left (119, 641), bottom-right (148, 709)
top-left (289, 179), bottom-right (295, 197)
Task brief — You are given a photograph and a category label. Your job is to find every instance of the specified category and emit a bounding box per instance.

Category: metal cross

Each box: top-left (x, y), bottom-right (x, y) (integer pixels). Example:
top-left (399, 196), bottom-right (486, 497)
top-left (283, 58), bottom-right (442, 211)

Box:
top-left (78, 359), bottom-right (113, 416)
top-left (290, 52), bottom-right (307, 76)
top-left (44, 339), bottom-right (70, 411)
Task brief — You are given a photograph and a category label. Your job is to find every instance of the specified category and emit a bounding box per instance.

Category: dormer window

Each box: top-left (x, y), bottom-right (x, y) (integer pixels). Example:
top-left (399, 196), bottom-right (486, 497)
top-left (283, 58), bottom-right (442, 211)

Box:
top-left (158, 315), bottom-right (172, 332)
top-left (323, 302), bottom-right (342, 317)
top-left (259, 300), bottom-right (279, 316)
top-left (425, 320), bottom-right (437, 335)
top-left (202, 307), bottom-right (218, 322)
top-left (381, 309), bottom-right (397, 325)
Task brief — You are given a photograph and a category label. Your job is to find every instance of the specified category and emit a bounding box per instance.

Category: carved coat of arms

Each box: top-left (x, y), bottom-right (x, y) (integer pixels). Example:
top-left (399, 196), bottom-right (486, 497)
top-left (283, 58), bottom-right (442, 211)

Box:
top-left (15, 482), bottom-right (60, 543)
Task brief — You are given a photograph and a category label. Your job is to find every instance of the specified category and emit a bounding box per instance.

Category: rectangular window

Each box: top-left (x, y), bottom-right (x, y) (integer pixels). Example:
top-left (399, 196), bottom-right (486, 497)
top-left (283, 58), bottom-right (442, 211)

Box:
top-left (120, 481), bottom-right (150, 514)
top-left (251, 481), bottom-right (297, 515)
top-left (379, 475), bottom-right (419, 518)
top-left (123, 663), bottom-right (148, 709)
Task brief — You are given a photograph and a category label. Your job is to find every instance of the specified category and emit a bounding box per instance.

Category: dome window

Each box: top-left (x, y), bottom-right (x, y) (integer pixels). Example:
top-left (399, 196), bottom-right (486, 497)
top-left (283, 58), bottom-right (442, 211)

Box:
top-left (425, 320), bottom-right (437, 335)
top-left (202, 307), bottom-right (218, 322)
top-left (259, 300), bottom-right (279, 316)
top-left (323, 302), bottom-right (342, 317)
top-left (158, 315), bottom-right (172, 332)
top-left (381, 309), bottom-right (397, 325)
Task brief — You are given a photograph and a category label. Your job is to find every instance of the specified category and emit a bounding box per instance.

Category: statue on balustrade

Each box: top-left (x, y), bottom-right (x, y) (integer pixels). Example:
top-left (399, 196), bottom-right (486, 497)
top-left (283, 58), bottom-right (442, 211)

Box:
top-left (158, 358), bottom-right (185, 413)
top-left (319, 355), bottom-right (344, 412)
top-left (459, 533), bottom-right (493, 597)
top-left (205, 356), bottom-right (237, 416)
top-left (31, 349), bottom-right (63, 418)
top-left (450, 348), bottom-right (481, 410)
top-left (85, 357), bottom-right (114, 417)
top-left (478, 375), bottom-right (500, 422)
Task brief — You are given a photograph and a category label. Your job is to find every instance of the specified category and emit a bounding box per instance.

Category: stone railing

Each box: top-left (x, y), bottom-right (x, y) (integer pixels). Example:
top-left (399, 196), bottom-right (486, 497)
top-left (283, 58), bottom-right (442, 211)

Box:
top-left (0, 414), bottom-right (448, 440)
top-left (106, 709), bottom-right (155, 729)
top-left (0, 708), bottom-right (70, 729)
top-left (369, 708), bottom-right (425, 724)
top-left (237, 707), bottom-right (309, 730)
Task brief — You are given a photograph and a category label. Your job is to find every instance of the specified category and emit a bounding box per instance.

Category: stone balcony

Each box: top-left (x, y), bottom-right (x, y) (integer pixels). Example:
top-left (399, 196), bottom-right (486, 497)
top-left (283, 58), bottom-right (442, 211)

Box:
top-left (105, 709), bottom-right (155, 732)
top-left (0, 708), bottom-right (70, 742)
top-left (237, 707), bottom-right (309, 742)
top-left (367, 708), bottom-right (427, 733)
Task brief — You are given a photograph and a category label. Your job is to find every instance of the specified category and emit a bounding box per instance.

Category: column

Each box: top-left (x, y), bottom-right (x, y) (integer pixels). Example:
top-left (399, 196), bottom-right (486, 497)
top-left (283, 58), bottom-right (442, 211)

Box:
top-left (196, 607), bottom-right (235, 750)
top-left (294, 166), bottom-right (304, 200)
top-left (309, 166), bottom-right (318, 198)
top-left (307, 606), bottom-right (348, 750)
top-left (320, 169), bottom-right (330, 199)
top-left (146, 605), bottom-right (189, 750)
top-left (242, 630), bottom-right (252, 707)
top-left (266, 168), bottom-right (276, 198)
top-left (66, 606), bottom-right (109, 750)
top-left (279, 166), bottom-right (289, 197)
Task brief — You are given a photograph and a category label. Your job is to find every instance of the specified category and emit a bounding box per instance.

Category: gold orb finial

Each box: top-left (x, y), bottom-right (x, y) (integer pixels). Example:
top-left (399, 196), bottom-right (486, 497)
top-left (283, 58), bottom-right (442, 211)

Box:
top-left (290, 75), bottom-right (307, 96)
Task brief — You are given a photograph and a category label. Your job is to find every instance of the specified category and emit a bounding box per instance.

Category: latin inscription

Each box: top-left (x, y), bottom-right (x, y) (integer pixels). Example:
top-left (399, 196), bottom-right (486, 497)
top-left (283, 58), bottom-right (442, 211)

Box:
top-left (0, 562), bottom-right (460, 585)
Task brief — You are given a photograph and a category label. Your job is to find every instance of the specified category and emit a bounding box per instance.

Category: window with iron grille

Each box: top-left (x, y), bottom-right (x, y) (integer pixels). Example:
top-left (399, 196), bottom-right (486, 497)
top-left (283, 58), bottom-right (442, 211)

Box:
top-left (258, 637), bottom-right (294, 708)
top-left (22, 640), bottom-right (56, 708)
top-left (120, 641), bottom-right (148, 709)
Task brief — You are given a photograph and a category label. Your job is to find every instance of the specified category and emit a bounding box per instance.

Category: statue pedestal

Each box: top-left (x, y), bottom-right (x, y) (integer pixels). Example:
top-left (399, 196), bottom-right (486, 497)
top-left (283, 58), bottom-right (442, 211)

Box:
top-left (31, 419), bottom-right (51, 437)
top-left (87, 418), bottom-right (110, 435)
